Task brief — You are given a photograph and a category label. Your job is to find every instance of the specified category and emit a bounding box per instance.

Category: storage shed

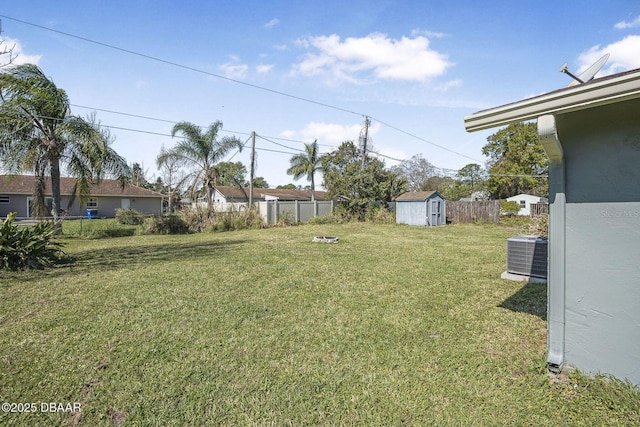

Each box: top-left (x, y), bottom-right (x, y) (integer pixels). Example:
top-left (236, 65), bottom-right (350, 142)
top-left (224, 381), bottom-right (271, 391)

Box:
top-left (396, 191), bottom-right (446, 226)
top-left (465, 68), bottom-right (640, 386)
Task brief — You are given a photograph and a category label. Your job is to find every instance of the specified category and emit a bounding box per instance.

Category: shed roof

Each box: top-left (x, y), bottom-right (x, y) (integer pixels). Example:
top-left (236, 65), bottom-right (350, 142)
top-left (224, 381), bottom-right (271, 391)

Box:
top-left (0, 175), bottom-right (163, 198)
top-left (396, 191), bottom-right (440, 201)
top-left (464, 67), bottom-right (640, 132)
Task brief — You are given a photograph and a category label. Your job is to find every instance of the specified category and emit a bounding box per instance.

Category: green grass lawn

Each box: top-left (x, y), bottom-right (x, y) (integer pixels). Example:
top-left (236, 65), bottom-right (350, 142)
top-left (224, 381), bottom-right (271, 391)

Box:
top-left (1, 223), bottom-right (638, 425)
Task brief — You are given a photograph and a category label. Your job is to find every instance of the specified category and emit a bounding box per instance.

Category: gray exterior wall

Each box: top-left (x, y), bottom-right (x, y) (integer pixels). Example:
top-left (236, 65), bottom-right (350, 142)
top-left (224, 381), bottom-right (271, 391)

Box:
top-left (396, 200), bottom-right (427, 226)
top-left (396, 195), bottom-right (446, 226)
top-left (0, 194), bottom-right (162, 218)
top-left (80, 196), bottom-right (161, 217)
top-left (554, 97), bottom-right (640, 385)
top-left (0, 194), bottom-right (30, 217)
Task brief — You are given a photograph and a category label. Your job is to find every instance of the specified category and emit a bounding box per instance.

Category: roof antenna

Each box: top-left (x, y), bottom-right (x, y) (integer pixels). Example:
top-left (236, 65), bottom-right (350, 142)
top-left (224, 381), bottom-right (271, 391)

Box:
top-left (560, 53), bottom-right (610, 87)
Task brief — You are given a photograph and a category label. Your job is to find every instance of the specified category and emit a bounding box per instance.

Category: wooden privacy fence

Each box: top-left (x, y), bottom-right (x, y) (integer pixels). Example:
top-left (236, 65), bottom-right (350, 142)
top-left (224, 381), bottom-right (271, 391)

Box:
top-left (446, 200), bottom-right (500, 224)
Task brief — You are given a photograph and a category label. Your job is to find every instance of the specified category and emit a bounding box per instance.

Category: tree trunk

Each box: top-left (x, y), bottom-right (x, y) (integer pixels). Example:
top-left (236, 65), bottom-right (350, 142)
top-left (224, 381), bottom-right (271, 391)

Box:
top-left (311, 173), bottom-right (316, 201)
top-left (49, 154), bottom-right (63, 224)
top-left (205, 177), bottom-right (214, 216)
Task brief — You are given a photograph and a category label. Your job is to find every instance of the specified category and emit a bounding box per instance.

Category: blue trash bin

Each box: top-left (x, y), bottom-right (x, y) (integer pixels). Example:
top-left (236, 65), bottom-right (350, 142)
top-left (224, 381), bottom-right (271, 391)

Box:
top-left (87, 209), bottom-right (98, 220)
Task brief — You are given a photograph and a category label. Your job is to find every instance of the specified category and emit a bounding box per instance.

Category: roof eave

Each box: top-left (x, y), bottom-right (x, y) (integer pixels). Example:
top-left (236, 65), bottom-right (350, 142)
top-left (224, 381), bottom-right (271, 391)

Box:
top-left (464, 69), bottom-right (640, 132)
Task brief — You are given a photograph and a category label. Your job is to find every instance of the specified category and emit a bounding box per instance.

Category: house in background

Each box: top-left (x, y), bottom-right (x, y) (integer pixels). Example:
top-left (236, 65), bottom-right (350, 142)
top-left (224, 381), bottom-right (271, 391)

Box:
top-left (212, 186), bottom-right (328, 204)
top-left (506, 193), bottom-right (547, 216)
top-left (0, 175), bottom-right (163, 218)
top-left (396, 191), bottom-right (446, 226)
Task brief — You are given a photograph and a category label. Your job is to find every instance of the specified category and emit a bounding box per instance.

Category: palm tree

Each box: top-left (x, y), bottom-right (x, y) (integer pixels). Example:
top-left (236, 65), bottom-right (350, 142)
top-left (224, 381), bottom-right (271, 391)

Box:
top-left (287, 140), bottom-right (322, 201)
top-left (157, 121), bottom-right (243, 212)
top-left (0, 64), bottom-right (130, 222)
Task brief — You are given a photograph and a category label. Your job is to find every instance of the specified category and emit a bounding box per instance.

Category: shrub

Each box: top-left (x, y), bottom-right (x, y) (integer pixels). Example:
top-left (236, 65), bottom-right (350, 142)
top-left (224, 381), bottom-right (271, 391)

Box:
top-left (208, 209), bottom-right (266, 232)
top-left (233, 208), bottom-right (265, 230)
top-left (524, 214), bottom-right (548, 237)
top-left (274, 210), bottom-right (296, 227)
top-left (500, 200), bottom-right (521, 216)
top-left (115, 208), bottom-right (144, 225)
top-left (144, 215), bottom-right (190, 234)
top-left (180, 207), bottom-right (215, 233)
top-left (0, 212), bottom-right (65, 270)
top-left (365, 206), bottom-right (395, 224)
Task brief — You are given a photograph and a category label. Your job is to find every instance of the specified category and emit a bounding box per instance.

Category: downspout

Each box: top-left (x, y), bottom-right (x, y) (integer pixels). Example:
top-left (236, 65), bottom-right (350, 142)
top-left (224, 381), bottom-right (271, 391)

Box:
top-left (538, 115), bottom-right (566, 372)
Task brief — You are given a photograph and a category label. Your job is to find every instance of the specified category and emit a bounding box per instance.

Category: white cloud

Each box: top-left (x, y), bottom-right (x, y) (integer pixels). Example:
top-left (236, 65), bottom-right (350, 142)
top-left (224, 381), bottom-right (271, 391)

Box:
top-left (614, 16), bottom-right (640, 29)
top-left (435, 79), bottom-right (462, 92)
top-left (291, 32), bottom-right (453, 84)
top-left (411, 29), bottom-right (446, 39)
top-left (264, 18), bottom-right (280, 29)
top-left (256, 64), bottom-right (274, 74)
top-left (279, 130), bottom-right (295, 139)
top-left (297, 121), bottom-right (381, 149)
top-left (578, 35), bottom-right (640, 75)
top-left (273, 44), bottom-right (288, 51)
top-left (0, 37), bottom-right (42, 66)
top-left (219, 58), bottom-right (248, 79)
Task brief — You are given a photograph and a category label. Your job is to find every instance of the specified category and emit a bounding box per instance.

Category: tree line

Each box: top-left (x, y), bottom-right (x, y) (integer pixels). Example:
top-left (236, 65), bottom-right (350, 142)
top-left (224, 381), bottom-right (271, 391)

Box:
top-left (1, 63), bottom-right (548, 222)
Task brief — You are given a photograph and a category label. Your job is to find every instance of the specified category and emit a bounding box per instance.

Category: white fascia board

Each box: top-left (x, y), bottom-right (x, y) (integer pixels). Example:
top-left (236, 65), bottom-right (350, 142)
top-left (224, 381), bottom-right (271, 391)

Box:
top-left (464, 70), bottom-right (640, 132)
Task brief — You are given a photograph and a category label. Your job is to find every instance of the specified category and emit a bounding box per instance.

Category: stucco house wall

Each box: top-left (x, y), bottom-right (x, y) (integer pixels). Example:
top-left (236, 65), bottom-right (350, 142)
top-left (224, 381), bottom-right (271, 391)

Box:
top-left (0, 175), bottom-right (163, 218)
top-left (465, 67), bottom-right (640, 386)
top-left (556, 97), bottom-right (640, 383)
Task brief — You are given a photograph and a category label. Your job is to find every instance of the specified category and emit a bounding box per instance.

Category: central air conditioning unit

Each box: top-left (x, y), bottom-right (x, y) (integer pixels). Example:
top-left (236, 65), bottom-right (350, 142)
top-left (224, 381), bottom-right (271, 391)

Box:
top-left (506, 235), bottom-right (548, 278)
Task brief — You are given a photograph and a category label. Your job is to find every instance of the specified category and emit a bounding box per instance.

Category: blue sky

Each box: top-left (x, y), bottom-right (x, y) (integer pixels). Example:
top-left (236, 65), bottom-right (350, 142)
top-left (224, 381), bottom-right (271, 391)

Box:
top-left (2, 1), bottom-right (640, 187)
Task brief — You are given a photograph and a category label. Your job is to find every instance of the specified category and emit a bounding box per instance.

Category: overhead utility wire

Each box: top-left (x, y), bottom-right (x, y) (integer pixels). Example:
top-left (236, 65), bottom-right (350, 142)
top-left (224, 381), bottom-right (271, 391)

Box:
top-left (70, 103), bottom-right (253, 137)
top-left (2, 14), bottom-right (478, 162)
top-left (0, 15), bottom-right (361, 117)
top-left (256, 134), bottom-right (305, 153)
top-left (70, 103), bottom-right (320, 145)
top-left (1, 112), bottom-right (545, 178)
top-left (367, 115), bottom-right (483, 163)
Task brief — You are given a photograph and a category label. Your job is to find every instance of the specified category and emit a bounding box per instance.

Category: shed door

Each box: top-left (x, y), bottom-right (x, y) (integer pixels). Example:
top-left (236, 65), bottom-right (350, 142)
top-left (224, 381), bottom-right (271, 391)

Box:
top-left (431, 200), bottom-right (440, 225)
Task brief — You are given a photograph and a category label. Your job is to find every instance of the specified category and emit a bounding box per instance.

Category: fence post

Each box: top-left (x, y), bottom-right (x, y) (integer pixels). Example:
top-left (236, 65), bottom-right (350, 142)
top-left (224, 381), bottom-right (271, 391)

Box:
top-left (273, 200), bottom-right (279, 224)
top-left (295, 200), bottom-right (299, 223)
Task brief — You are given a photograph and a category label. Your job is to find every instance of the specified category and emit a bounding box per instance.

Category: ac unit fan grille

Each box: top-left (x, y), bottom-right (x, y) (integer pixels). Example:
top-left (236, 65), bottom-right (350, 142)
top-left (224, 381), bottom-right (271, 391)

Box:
top-left (507, 236), bottom-right (548, 278)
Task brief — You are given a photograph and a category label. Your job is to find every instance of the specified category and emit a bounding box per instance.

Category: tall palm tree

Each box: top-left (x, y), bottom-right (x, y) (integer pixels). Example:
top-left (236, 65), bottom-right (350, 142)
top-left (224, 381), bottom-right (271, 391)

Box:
top-left (0, 64), bottom-right (130, 222)
top-left (158, 120), bottom-right (243, 212)
top-left (287, 140), bottom-right (322, 201)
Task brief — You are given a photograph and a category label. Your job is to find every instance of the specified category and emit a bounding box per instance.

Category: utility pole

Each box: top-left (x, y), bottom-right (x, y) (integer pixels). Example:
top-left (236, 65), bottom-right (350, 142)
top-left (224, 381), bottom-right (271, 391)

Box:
top-left (249, 131), bottom-right (256, 208)
top-left (360, 116), bottom-right (370, 169)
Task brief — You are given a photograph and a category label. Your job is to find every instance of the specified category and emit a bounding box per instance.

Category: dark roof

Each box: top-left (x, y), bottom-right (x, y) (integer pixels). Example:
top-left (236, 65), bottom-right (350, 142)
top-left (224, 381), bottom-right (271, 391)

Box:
top-left (0, 175), bottom-right (163, 198)
top-left (215, 185), bottom-right (328, 201)
top-left (396, 191), bottom-right (441, 201)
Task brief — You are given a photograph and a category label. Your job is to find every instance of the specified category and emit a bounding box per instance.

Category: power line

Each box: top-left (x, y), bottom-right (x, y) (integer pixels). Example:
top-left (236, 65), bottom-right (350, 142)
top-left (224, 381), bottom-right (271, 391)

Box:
top-left (256, 134), bottom-right (305, 153)
top-left (0, 14), bottom-right (362, 117)
top-left (1, 14), bottom-right (481, 163)
top-left (255, 147), bottom-right (298, 155)
top-left (367, 115), bottom-right (483, 163)
top-left (70, 103), bottom-right (253, 137)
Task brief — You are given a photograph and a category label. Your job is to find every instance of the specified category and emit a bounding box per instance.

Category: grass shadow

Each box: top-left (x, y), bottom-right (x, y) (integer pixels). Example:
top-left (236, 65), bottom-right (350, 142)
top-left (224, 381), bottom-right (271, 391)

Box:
top-left (1, 238), bottom-right (249, 282)
top-left (499, 281), bottom-right (547, 320)
top-left (71, 239), bottom-right (248, 272)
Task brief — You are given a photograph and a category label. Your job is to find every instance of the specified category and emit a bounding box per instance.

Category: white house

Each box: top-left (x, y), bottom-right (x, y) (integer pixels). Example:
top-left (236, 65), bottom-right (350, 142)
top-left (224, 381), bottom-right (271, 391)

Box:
top-left (506, 194), bottom-right (547, 216)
